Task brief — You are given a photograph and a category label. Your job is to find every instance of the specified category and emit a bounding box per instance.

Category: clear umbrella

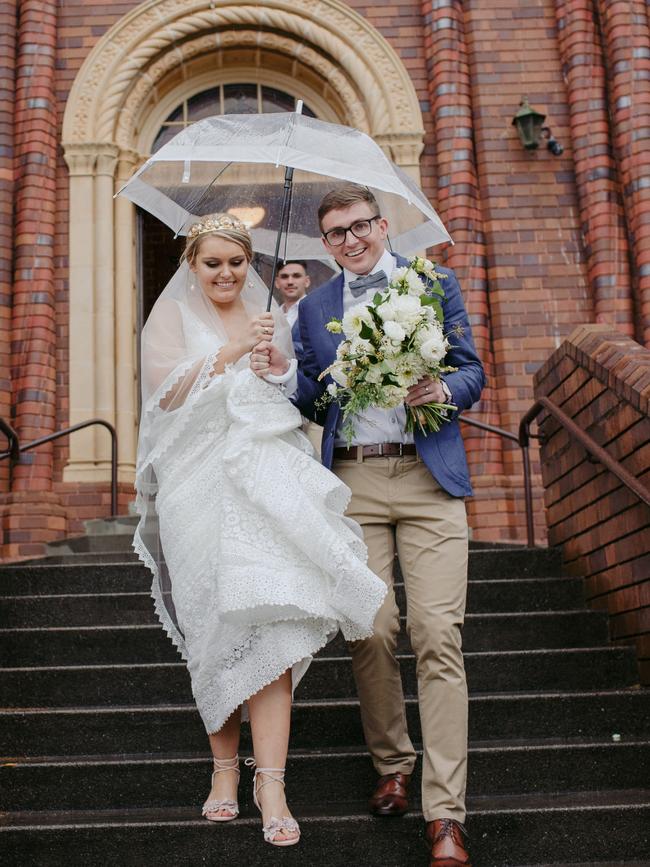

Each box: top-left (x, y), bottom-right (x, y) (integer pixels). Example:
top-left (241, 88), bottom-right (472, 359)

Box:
top-left (117, 110), bottom-right (452, 266)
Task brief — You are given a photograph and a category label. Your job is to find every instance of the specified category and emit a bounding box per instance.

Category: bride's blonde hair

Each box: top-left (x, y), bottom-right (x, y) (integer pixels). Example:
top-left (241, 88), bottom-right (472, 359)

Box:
top-left (183, 213), bottom-right (253, 265)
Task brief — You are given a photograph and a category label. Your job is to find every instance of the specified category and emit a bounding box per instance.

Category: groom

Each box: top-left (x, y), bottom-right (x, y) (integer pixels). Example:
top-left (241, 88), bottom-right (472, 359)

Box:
top-left (293, 184), bottom-right (485, 866)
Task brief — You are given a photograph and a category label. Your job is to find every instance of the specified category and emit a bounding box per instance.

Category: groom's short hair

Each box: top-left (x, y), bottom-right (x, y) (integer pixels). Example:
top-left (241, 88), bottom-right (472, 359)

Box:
top-left (318, 184), bottom-right (379, 228)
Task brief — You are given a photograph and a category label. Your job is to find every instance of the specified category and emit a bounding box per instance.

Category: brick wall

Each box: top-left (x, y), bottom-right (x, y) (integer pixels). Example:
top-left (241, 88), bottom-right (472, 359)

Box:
top-left (0, 1), bottom-right (16, 495)
top-left (2, 0), bottom-right (650, 555)
top-left (534, 325), bottom-right (650, 683)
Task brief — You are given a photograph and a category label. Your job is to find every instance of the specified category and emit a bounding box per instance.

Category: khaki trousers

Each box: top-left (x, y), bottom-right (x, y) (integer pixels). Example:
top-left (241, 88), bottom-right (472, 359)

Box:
top-left (333, 454), bottom-right (469, 823)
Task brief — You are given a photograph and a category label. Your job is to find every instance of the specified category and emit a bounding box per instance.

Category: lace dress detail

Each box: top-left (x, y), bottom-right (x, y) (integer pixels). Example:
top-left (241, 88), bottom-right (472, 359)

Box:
top-left (135, 367), bottom-right (386, 734)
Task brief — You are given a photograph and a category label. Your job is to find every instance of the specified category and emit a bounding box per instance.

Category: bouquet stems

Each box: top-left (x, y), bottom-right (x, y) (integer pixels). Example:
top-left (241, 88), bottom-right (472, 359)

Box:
top-left (405, 401), bottom-right (458, 435)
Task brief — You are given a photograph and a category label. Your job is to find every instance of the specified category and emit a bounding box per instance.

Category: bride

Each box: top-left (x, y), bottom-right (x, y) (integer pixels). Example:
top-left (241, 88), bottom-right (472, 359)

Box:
top-left (134, 213), bottom-right (386, 847)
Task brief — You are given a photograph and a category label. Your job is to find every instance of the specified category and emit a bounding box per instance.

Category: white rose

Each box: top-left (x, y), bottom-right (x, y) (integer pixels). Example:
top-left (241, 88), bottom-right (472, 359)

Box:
top-left (376, 300), bottom-right (397, 321)
top-left (326, 382), bottom-right (338, 397)
top-left (420, 332), bottom-right (448, 364)
top-left (392, 294), bottom-right (423, 331)
top-left (414, 323), bottom-right (442, 347)
top-left (405, 270), bottom-right (426, 296)
top-left (383, 320), bottom-right (406, 342)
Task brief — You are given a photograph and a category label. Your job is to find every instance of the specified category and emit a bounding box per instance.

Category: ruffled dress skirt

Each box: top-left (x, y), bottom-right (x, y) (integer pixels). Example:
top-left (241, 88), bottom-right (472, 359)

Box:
top-left (135, 369), bottom-right (386, 734)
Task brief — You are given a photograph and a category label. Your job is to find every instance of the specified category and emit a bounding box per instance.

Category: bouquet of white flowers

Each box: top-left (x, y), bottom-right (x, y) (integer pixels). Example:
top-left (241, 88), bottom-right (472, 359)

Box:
top-left (318, 257), bottom-right (460, 444)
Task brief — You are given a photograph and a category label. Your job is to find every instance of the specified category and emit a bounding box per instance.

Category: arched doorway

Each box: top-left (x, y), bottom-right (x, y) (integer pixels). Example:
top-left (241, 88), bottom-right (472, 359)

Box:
top-left (61, 0), bottom-right (426, 483)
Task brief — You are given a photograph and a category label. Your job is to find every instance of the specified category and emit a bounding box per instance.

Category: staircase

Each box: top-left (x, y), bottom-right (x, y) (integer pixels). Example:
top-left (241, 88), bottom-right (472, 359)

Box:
top-left (1, 520), bottom-right (648, 866)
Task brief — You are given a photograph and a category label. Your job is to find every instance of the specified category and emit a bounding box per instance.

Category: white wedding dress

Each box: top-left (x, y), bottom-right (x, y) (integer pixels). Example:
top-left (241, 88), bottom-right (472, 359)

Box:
top-left (134, 274), bottom-right (386, 735)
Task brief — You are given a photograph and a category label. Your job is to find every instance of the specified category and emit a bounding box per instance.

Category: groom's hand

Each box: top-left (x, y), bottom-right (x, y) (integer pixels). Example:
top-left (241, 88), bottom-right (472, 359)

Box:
top-left (405, 376), bottom-right (446, 407)
top-left (250, 341), bottom-right (290, 378)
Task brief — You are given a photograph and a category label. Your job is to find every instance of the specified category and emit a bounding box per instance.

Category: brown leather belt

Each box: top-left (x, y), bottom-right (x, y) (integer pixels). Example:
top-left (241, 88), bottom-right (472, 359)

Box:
top-left (333, 443), bottom-right (417, 460)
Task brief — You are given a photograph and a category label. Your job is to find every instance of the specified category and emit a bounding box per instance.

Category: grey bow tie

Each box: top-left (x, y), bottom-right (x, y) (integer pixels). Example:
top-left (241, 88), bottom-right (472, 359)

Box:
top-left (348, 270), bottom-right (388, 298)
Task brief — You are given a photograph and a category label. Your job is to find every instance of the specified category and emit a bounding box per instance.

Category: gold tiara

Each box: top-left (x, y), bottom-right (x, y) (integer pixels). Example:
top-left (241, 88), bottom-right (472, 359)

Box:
top-left (186, 214), bottom-right (249, 240)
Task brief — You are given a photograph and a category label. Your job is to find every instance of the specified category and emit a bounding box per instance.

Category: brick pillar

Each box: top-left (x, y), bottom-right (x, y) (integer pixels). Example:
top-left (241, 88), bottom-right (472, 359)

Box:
top-left (423, 0), bottom-right (518, 541)
top-left (555, 0), bottom-right (635, 336)
top-left (2, 0), bottom-right (65, 559)
top-left (0, 0), bottom-right (16, 496)
top-left (596, 0), bottom-right (650, 347)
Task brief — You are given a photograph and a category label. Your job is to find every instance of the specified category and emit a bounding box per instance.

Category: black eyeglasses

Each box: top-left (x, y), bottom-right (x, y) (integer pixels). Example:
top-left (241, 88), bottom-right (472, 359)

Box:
top-left (322, 215), bottom-right (382, 247)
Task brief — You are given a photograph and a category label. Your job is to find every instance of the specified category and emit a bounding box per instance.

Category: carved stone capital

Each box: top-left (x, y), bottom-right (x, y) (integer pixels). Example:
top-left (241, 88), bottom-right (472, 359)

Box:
top-left (62, 143), bottom-right (98, 176)
top-left (374, 133), bottom-right (425, 168)
top-left (95, 144), bottom-right (120, 177)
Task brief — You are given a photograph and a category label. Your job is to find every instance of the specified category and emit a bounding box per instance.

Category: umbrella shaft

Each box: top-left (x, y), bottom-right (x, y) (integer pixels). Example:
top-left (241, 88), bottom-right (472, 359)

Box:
top-left (267, 166), bottom-right (295, 312)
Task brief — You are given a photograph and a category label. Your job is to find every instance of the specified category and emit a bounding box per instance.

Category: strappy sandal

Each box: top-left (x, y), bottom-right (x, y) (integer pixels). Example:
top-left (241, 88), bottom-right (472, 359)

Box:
top-left (202, 754), bottom-right (240, 822)
top-left (245, 758), bottom-right (300, 847)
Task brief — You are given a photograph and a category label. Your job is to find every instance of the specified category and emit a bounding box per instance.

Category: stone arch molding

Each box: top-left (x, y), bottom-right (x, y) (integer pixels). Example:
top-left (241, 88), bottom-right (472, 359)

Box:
top-left (61, 0), bottom-right (425, 483)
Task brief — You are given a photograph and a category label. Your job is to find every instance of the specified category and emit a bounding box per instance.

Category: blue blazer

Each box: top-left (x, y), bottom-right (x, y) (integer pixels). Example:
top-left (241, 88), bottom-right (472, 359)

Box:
top-left (293, 256), bottom-right (486, 497)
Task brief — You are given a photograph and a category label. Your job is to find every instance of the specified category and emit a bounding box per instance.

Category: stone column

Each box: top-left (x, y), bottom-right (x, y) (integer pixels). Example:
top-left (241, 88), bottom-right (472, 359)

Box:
top-left (4, 0), bottom-right (65, 557)
top-left (93, 145), bottom-right (119, 468)
top-left (62, 145), bottom-right (96, 482)
top-left (114, 149), bottom-right (140, 480)
top-left (596, 0), bottom-right (650, 346)
top-left (555, 0), bottom-right (635, 335)
top-left (0, 0), bottom-right (16, 496)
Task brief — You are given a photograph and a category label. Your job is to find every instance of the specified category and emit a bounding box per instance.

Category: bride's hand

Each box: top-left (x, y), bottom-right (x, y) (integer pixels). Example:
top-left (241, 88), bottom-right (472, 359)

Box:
top-left (243, 313), bottom-right (274, 352)
top-left (250, 341), bottom-right (290, 378)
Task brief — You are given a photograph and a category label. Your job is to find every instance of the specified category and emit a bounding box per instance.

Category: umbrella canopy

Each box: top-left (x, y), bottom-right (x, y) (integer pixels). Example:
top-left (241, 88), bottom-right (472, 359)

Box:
top-left (118, 113), bottom-right (451, 260)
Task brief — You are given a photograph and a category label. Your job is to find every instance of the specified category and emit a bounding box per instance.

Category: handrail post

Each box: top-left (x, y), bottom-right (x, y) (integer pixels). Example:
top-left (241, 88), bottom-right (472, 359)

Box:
top-left (0, 417), bottom-right (119, 517)
top-left (520, 438), bottom-right (535, 548)
top-left (518, 402), bottom-right (543, 549)
top-left (110, 423), bottom-right (118, 517)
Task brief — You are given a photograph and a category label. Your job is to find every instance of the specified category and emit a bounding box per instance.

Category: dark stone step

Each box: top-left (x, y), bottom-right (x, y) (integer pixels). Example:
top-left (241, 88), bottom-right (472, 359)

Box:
top-left (0, 546), bottom-right (565, 595)
top-left (1, 647), bottom-right (638, 708)
top-left (45, 534), bottom-right (137, 554)
top-left (43, 528), bottom-right (530, 555)
top-left (3, 739), bottom-right (648, 813)
top-left (0, 790), bottom-right (647, 867)
top-left (0, 563), bottom-right (149, 595)
top-left (0, 592), bottom-right (154, 627)
top-left (0, 576), bottom-right (583, 628)
top-left (0, 610), bottom-right (610, 666)
top-left (3, 690), bottom-right (648, 756)
top-left (19, 553), bottom-right (142, 565)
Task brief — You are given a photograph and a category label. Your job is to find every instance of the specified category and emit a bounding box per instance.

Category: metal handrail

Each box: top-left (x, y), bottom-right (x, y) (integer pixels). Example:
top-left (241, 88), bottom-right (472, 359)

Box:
top-left (0, 417), bottom-right (20, 463)
top-left (519, 396), bottom-right (650, 544)
top-left (462, 393), bottom-right (649, 548)
top-left (460, 412), bottom-right (540, 547)
top-left (0, 418), bottom-right (118, 516)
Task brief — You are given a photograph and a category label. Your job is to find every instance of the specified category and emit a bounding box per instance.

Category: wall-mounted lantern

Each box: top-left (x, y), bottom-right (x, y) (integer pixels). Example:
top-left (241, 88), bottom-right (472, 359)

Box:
top-left (512, 97), bottom-right (563, 156)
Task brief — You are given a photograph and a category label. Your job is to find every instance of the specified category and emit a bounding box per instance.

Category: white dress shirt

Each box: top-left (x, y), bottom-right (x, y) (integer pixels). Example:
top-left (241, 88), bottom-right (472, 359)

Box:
top-left (281, 297), bottom-right (301, 329)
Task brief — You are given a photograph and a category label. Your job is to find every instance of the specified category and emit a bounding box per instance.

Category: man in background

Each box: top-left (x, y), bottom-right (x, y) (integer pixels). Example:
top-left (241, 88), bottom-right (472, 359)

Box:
top-left (276, 259), bottom-right (310, 329)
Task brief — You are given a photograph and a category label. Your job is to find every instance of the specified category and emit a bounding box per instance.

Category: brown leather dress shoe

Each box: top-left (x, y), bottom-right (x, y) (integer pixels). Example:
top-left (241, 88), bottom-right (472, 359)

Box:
top-left (425, 818), bottom-right (471, 866)
top-left (369, 772), bottom-right (410, 816)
